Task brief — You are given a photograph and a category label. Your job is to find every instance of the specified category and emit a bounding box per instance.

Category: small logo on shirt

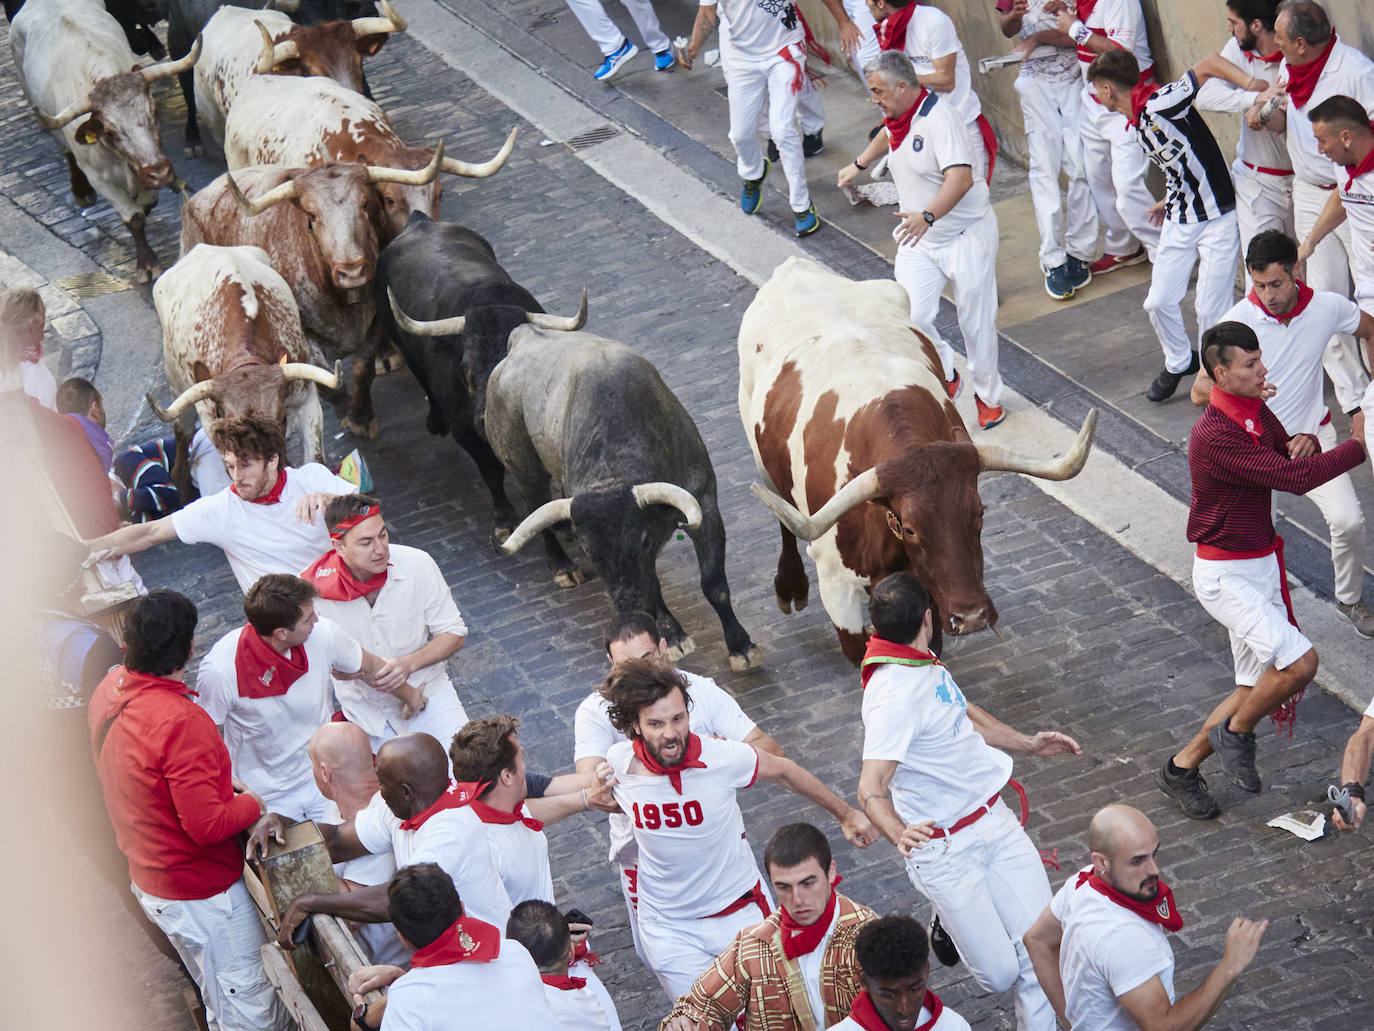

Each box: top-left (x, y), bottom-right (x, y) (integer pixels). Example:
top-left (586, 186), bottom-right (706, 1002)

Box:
top-left (910, 135), bottom-right (924, 152)
top-left (259, 666), bottom-right (277, 687)
top-left (1244, 418), bottom-right (1256, 435)
top-left (1156, 899), bottom-right (1171, 919)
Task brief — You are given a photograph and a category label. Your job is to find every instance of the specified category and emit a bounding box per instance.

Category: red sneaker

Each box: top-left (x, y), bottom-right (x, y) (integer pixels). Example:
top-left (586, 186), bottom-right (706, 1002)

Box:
top-left (975, 396), bottom-right (1005, 430)
top-left (944, 370), bottom-right (962, 400)
top-left (1089, 247), bottom-right (1148, 276)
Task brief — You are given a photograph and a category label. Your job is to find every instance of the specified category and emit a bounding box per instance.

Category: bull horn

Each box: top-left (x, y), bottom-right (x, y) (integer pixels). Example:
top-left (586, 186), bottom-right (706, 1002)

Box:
top-left (749, 467), bottom-right (883, 542)
top-left (36, 97), bottom-right (93, 130)
top-left (368, 139), bottom-right (442, 185)
top-left (388, 287), bottom-right (465, 336)
top-left (440, 126), bottom-right (518, 178)
top-left (631, 482), bottom-right (702, 529)
top-left (525, 289), bottom-right (588, 332)
top-left (142, 34), bottom-right (202, 82)
top-left (281, 360), bottom-right (343, 390)
top-left (227, 172), bottom-right (298, 216)
top-left (975, 408), bottom-right (1098, 480)
top-left (499, 499), bottom-right (574, 555)
top-left (147, 379), bottom-right (217, 422)
top-left (353, 0), bottom-right (406, 36)
top-left (254, 21), bottom-right (300, 73)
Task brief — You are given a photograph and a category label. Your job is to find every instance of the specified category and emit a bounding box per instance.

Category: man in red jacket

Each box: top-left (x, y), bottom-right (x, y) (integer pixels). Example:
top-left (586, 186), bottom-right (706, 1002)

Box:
top-left (88, 590), bottom-right (290, 1031)
top-left (1156, 320), bottom-right (1367, 820)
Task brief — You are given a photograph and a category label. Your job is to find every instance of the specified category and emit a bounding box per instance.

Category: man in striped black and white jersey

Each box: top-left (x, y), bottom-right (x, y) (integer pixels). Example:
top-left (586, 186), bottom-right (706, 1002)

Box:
top-left (1089, 48), bottom-right (1265, 402)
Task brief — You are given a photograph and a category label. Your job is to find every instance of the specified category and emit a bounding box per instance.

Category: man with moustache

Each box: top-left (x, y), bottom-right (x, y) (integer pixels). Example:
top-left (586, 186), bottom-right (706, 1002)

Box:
top-left (826, 916), bottom-right (970, 1031)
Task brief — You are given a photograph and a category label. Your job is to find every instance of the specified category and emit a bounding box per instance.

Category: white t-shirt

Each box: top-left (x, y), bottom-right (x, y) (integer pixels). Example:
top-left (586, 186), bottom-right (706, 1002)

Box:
top-left (1051, 868), bottom-right (1175, 1031)
top-left (1077, 0), bottom-right (1153, 89)
top-left (380, 938), bottom-right (557, 1031)
top-left (574, 669), bottom-right (758, 865)
top-left (21, 358), bottom-right (56, 409)
top-left (701, 0), bottom-right (802, 62)
top-left (1013, 0), bottom-right (1079, 85)
top-left (798, 902), bottom-right (839, 1025)
top-left (887, 91), bottom-right (992, 249)
top-left (828, 999), bottom-right (970, 1031)
top-left (543, 976), bottom-right (623, 1031)
top-left (475, 815), bottom-right (556, 907)
top-left (900, 6), bottom-right (980, 126)
top-left (1193, 39), bottom-right (1286, 173)
top-left (353, 791), bottom-right (514, 929)
top-left (861, 660), bottom-right (1012, 827)
top-left (1216, 290), bottom-right (1360, 435)
top-left (195, 617), bottom-right (363, 808)
top-left (607, 735), bottom-right (761, 921)
top-left (1280, 41), bottom-right (1374, 187)
top-left (310, 543), bottom-right (468, 739)
top-left (1339, 163), bottom-right (1374, 301)
top-left (171, 463), bottom-right (356, 593)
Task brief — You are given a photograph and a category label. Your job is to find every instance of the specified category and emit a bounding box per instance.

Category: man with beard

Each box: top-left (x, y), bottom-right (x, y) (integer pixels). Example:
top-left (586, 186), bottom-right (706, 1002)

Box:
top-left (826, 915), bottom-right (970, 1031)
top-left (604, 658), bottom-right (876, 999)
top-left (1023, 805), bottom-right (1267, 1031)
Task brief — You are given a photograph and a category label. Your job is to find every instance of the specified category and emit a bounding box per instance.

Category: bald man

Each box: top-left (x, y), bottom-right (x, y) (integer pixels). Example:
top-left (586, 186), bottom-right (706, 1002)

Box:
top-left (1023, 805), bottom-right (1267, 1031)
top-left (263, 732), bottom-right (513, 947)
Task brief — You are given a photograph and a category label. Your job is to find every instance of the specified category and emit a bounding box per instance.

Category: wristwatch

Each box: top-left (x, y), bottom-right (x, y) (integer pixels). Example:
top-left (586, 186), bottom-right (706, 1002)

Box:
top-left (1069, 20), bottom-right (1092, 45)
top-left (921, 211), bottom-right (936, 226)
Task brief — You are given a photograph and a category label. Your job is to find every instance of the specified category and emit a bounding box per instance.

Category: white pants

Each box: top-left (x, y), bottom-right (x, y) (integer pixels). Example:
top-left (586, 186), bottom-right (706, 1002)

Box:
top-left (618, 862), bottom-right (649, 966)
top-left (363, 680), bottom-right (469, 754)
top-left (1193, 551), bottom-right (1313, 686)
top-left (903, 801), bottom-right (1054, 1031)
top-left (1144, 211), bottom-right (1238, 373)
top-left (1293, 177), bottom-right (1368, 414)
top-left (1015, 74), bottom-right (1097, 269)
top-left (842, 0), bottom-right (881, 79)
top-left (754, 78), bottom-right (824, 136)
top-left (563, 0), bottom-right (668, 55)
top-left (1298, 421), bottom-right (1366, 605)
top-left (1232, 161), bottom-right (1293, 271)
top-left (1079, 91), bottom-right (1160, 258)
top-left (639, 886), bottom-right (774, 999)
top-left (724, 45), bottom-right (811, 212)
top-left (134, 880), bottom-right (290, 1031)
top-left (894, 209), bottom-right (1003, 405)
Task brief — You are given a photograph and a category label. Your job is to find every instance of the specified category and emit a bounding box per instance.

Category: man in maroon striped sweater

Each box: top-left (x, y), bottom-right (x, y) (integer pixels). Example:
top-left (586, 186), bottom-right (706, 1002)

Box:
top-left (1155, 320), bottom-right (1367, 819)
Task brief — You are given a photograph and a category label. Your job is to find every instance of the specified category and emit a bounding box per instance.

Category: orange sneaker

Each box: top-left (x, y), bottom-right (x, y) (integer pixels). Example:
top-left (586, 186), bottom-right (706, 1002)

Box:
top-left (975, 396), bottom-right (1005, 429)
top-left (944, 370), bottom-right (962, 400)
top-left (1089, 247), bottom-right (1147, 276)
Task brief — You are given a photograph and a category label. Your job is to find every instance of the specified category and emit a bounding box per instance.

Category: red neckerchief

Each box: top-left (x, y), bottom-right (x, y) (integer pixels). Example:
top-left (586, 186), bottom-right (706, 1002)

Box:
top-left (231, 468), bottom-right (287, 505)
top-left (778, 877), bottom-right (841, 959)
top-left (329, 505), bottom-right (381, 540)
top-left (301, 549), bottom-right (388, 602)
top-left (1284, 30), bottom-right (1337, 108)
top-left (1343, 136), bottom-right (1374, 191)
top-left (399, 782), bottom-right (470, 831)
top-left (1243, 48), bottom-right (1282, 63)
top-left (632, 733), bottom-right (707, 794)
top-left (410, 916), bottom-right (501, 967)
top-left (1076, 869), bottom-right (1184, 932)
top-left (541, 974), bottom-right (588, 991)
top-left (572, 939), bottom-right (603, 967)
top-left (848, 990), bottom-right (945, 1031)
top-left (874, 3), bottom-right (915, 53)
top-left (883, 89), bottom-right (929, 150)
top-left (1247, 281), bottom-right (1314, 325)
top-left (234, 625), bottom-right (308, 699)
top-left (468, 796), bottom-right (545, 832)
top-left (1126, 77), bottom-right (1161, 128)
top-left (860, 635), bottom-right (940, 689)
top-left (1209, 387), bottom-right (1264, 441)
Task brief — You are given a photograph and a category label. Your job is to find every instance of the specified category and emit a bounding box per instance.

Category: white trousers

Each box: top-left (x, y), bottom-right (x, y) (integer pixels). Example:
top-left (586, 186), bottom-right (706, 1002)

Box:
top-left (894, 209), bottom-right (1003, 405)
top-left (754, 79), bottom-right (824, 136)
top-left (842, 0), bottom-right (881, 79)
top-left (134, 880), bottom-right (290, 1031)
top-left (563, 0), bottom-right (668, 55)
top-left (1192, 552), bottom-right (1313, 686)
top-left (618, 862), bottom-right (649, 966)
top-left (1298, 421), bottom-right (1367, 605)
top-left (1144, 211), bottom-right (1238, 373)
top-left (903, 801), bottom-right (1054, 1031)
top-left (1232, 161), bottom-right (1293, 270)
top-left (1079, 91), bottom-right (1160, 258)
top-left (639, 887), bottom-right (774, 999)
top-left (1015, 74), bottom-right (1097, 269)
top-left (724, 45), bottom-right (810, 212)
top-left (1293, 177), bottom-right (1368, 414)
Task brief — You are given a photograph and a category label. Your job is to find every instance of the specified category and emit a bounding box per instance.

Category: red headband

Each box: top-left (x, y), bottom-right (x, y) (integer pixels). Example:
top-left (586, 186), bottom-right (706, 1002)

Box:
top-left (329, 505), bottom-right (382, 540)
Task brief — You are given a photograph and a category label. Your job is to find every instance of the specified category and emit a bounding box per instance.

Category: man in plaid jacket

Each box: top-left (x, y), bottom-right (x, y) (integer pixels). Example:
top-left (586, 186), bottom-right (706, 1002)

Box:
top-left (661, 824), bottom-right (876, 1031)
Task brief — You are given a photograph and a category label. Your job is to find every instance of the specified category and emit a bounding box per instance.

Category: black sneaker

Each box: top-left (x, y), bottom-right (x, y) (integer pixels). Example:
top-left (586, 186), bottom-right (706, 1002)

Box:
top-left (929, 915), bottom-right (960, 966)
top-left (802, 130), bottom-right (824, 157)
top-left (1208, 722), bottom-right (1261, 793)
top-left (1153, 759), bottom-right (1221, 819)
top-left (766, 138), bottom-right (780, 163)
top-left (1145, 352), bottom-right (1200, 403)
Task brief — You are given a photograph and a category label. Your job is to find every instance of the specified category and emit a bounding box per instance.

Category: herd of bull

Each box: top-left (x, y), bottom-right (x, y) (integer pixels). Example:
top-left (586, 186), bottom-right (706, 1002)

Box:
top-left (9, 0), bottom-right (1102, 667)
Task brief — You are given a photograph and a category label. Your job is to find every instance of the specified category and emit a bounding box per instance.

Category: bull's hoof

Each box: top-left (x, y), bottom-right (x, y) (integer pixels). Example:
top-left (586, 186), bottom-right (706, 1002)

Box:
top-left (425, 408), bottom-right (448, 436)
top-left (776, 592), bottom-right (808, 614)
top-left (184, 142), bottom-right (204, 158)
top-left (133, 264), bottom-right (160, 284)
top-left (665, 636), bottom-right (697, 662)
top-left (384, 350), bottom-right (406, 373)
top-left (491, 526), bottom-right (512, 550)
top-left (72, 189), bottom-right (97, 209)
top-left (341, 415), bottom-right (380, 439)
top-left (553, 567), bottom-right (585, 589)
top-left (728, 646), bottom-right (764, 672)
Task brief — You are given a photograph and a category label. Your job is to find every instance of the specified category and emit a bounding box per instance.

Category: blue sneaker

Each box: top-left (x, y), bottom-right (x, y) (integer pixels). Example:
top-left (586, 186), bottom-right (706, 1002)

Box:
top-left (654, 49), bottom-right (675, 71)
top-left (1065, 254), bottom-right (1092, 292)
top-left (794, 203), bottom-right (820, 237)
top-left (594, 39), bottom-right (638, 81)
top-left (1044, 263), bottom-right (1074, 301)
top-left (741, 159), bottom-right (769, 215)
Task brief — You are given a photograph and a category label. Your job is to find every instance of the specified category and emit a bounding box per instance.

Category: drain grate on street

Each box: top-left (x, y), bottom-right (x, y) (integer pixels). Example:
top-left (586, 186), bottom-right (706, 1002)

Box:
top-left (56, 271), bottom-right (131, 297)
top-left (566, 126), bottom-right (618, 150)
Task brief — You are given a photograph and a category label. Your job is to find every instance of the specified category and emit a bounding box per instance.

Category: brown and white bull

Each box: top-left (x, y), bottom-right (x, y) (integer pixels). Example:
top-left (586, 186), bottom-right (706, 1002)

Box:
top-left (739, 258), bottom-right (1097, 663)
top-left (9, 0), bottom-right (201, 281)
top-left (180, 152), bottom-right (440, 436)
top-left (191, 1), bottom-right (405, 149)
top-left (222, 74), bottom-right (517, 241)
top-left (148, 244), bottom-right (340, 483)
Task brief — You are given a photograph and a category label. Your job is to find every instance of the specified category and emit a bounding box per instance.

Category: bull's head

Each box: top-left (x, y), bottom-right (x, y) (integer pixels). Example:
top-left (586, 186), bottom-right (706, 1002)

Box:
top-left (145, 357), bottom-right (342, 425)
top-left (751, 410), bottom-right (1098, 636)
top-left (369, 128), bottom-right (519, 239)
top-left (387, 287), bottom-right (586, 430)
top-left (227, 151), bottom-right (441, 292)
top-left (37, 36), bottom-right (202, 190)
top-left (253, 0), bottom-right (405, 91)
